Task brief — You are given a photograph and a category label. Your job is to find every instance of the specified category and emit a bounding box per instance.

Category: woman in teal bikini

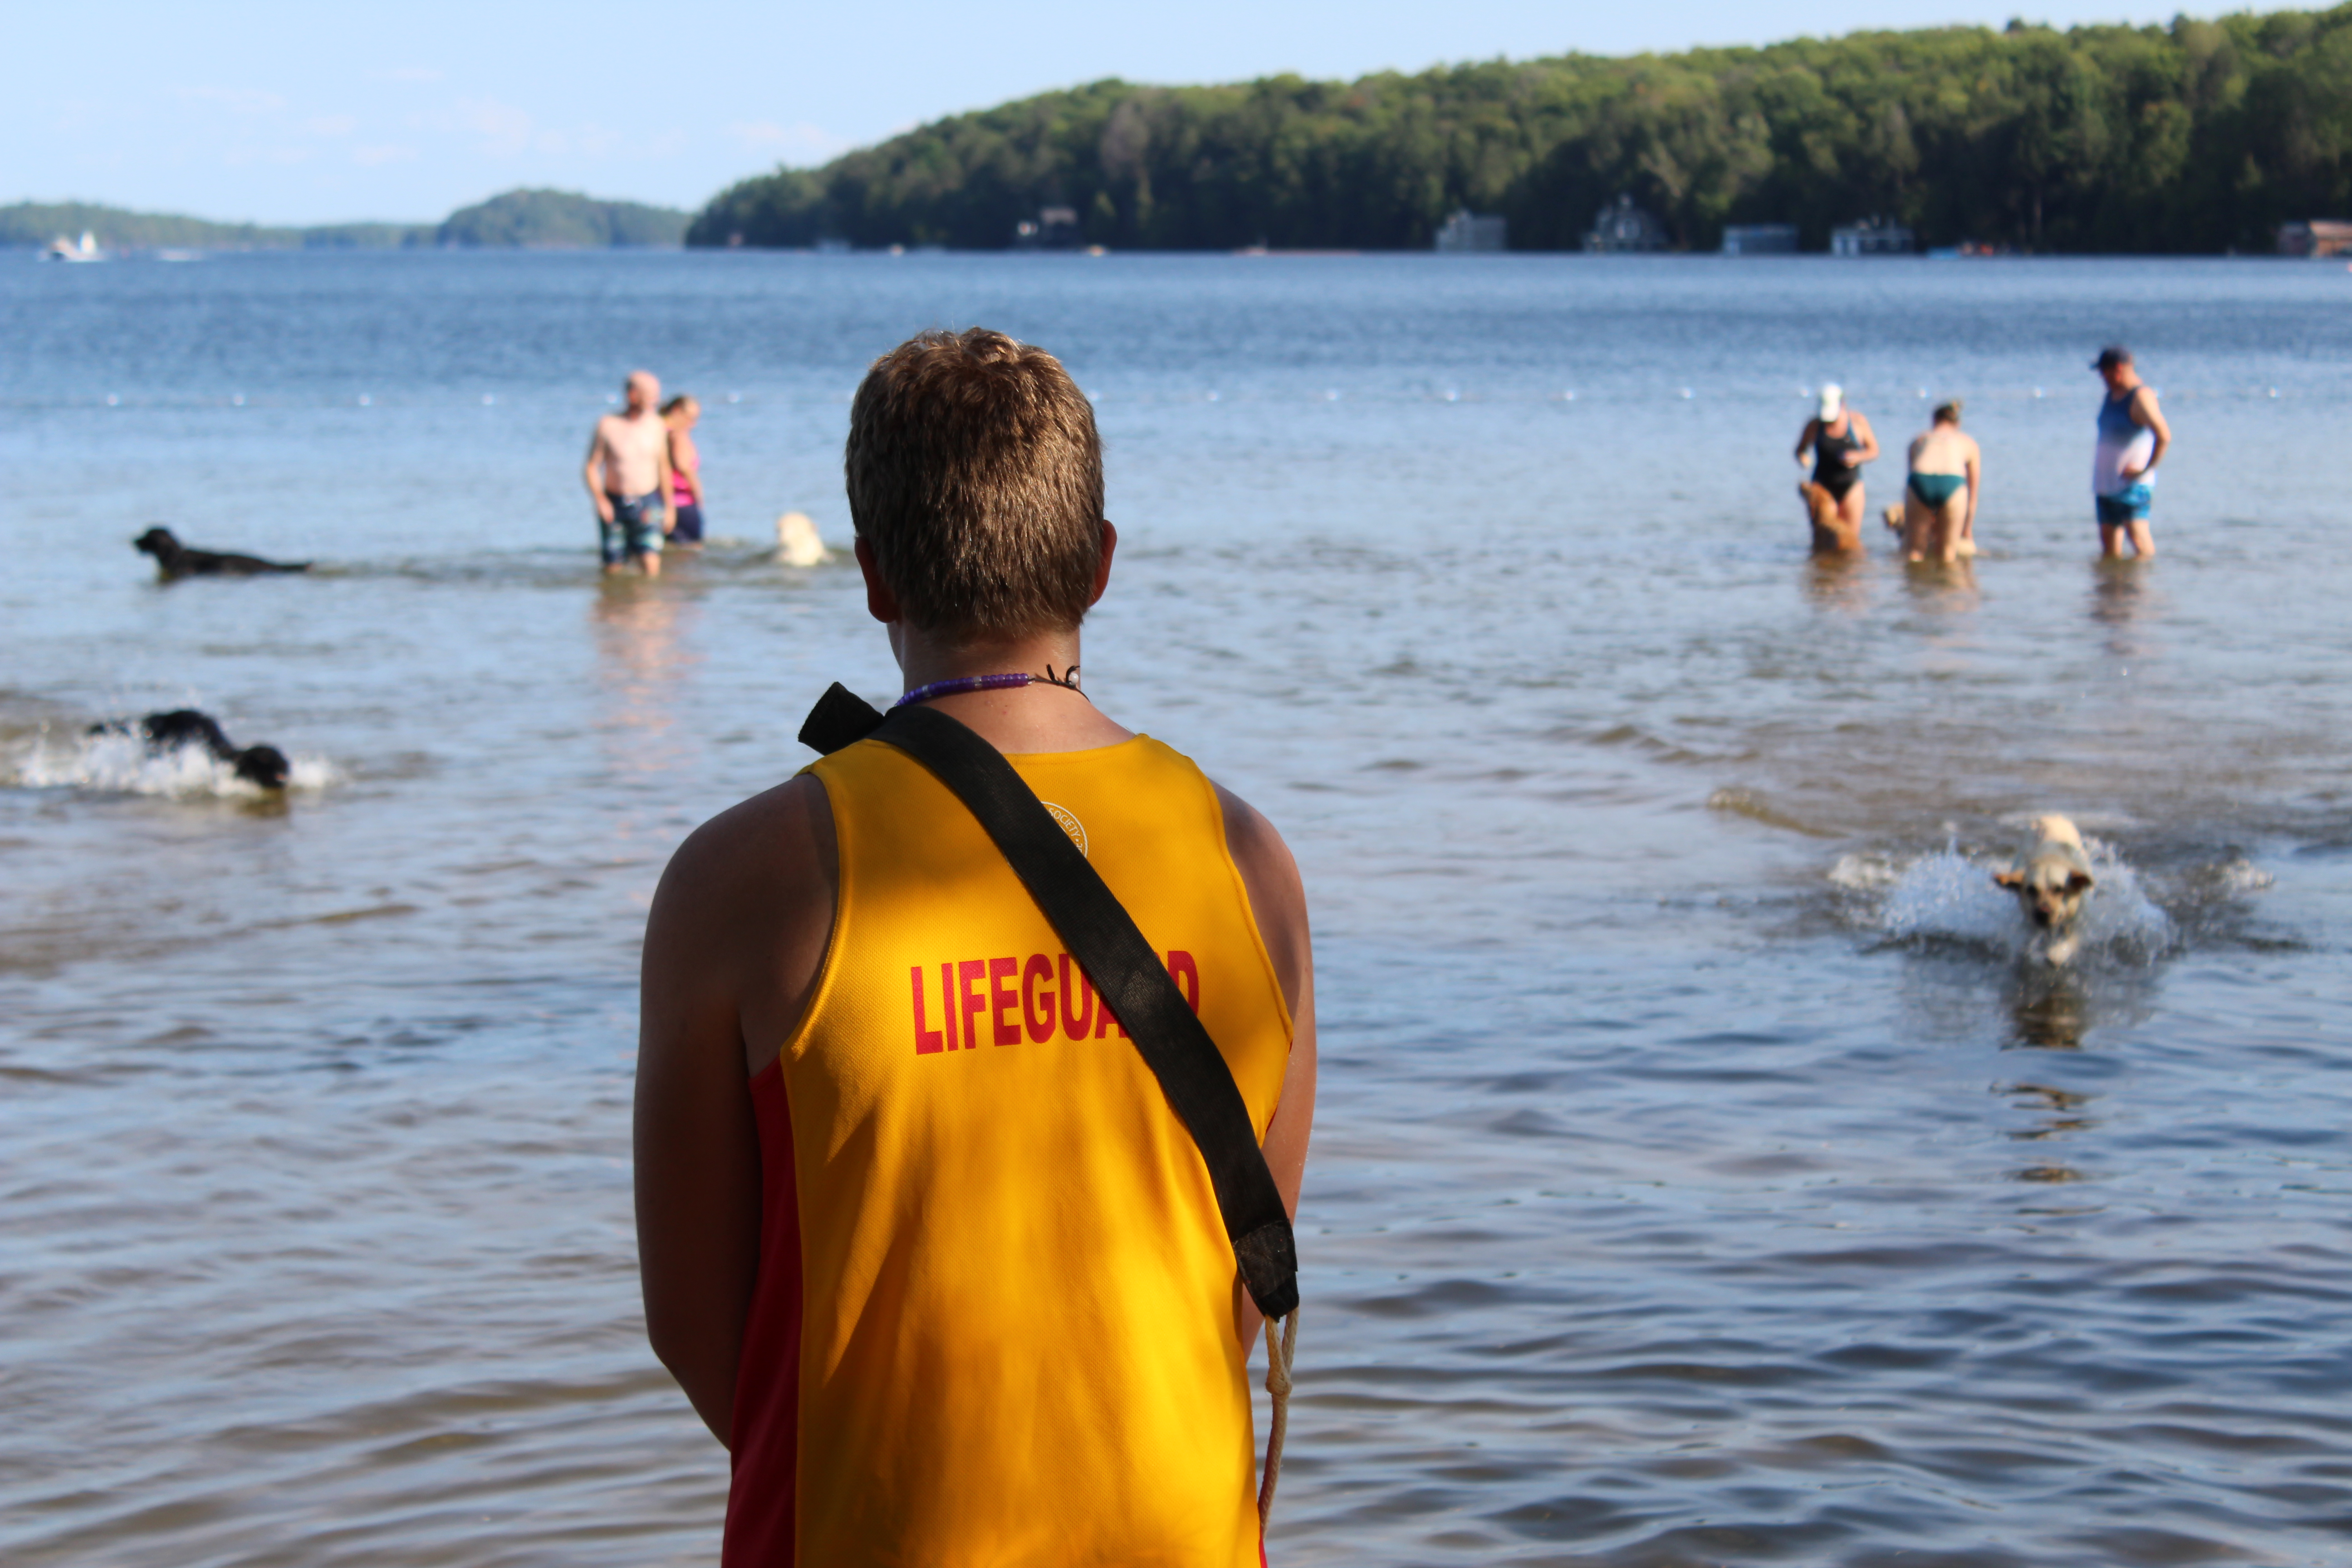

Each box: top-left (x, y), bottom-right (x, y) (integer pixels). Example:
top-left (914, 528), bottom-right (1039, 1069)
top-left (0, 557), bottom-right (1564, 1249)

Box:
top-left (1891, 400), bottom-right (1980, 564)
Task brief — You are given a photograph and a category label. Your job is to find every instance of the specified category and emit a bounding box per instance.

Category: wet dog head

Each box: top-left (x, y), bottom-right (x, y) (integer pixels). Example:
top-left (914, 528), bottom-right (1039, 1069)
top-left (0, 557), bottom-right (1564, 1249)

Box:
top-left (1994, 822), bottom-right (2095, 932)
top-left (134, 526), bottom-right (181, 558)
top-left (231, 745), bottom-right (292, 790)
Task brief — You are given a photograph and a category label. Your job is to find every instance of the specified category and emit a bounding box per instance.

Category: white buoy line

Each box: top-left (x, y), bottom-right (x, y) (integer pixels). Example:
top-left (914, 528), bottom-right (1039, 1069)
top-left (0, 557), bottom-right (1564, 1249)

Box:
top-left (50, 383), bottom-right (2313, 412)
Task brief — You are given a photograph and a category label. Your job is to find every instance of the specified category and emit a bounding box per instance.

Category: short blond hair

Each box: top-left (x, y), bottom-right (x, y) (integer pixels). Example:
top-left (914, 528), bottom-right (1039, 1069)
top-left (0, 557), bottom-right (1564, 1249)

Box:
top-left (845, 329), bottom-right (1103, 639)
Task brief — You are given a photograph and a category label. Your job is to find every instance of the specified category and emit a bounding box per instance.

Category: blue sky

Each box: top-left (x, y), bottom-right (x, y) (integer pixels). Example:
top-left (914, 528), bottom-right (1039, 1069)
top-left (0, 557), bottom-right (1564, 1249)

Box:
top-left (10, 1), bottom-right (2297, 225)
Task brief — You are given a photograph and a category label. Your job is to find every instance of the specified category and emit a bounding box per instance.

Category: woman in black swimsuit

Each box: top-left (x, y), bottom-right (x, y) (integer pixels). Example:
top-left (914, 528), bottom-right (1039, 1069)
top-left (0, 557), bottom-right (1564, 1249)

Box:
top-left (1794, 382), bottom-right (1880, 553)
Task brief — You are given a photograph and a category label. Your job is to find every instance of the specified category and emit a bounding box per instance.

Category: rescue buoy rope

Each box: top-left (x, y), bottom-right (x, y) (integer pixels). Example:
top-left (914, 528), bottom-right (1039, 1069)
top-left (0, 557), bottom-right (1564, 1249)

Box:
top-left (1257, 1309), bottom-right (1299, 1529)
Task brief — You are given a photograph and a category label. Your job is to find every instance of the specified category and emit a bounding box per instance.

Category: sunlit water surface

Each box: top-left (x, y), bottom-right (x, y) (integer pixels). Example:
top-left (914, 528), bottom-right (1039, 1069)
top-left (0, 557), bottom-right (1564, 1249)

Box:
top-left (4, 251), bottom-right (2349, 1566)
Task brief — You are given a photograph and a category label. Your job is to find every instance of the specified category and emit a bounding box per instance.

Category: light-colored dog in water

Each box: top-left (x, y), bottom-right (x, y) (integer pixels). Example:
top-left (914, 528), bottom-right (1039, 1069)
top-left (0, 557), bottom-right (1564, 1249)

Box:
top-left (1882, 504), bottom-right (1979, 558)
top-left (1995, 814), bottom-right (2097, 965)
top-left (775, 511), bottom-right (831, 567)
top-left (1802, 480), bottom-right (1863, 553)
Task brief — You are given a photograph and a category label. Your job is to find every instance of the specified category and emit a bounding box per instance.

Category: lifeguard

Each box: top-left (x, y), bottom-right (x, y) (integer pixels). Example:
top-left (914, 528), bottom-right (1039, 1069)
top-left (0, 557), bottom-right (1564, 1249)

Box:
top-left (634, 328), bottom-right (1317, 1566)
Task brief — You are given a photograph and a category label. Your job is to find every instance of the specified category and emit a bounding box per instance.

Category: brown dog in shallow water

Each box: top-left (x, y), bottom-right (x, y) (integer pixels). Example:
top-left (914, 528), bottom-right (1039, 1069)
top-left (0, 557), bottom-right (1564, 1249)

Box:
top-left (1994, 814), bottom-right (2097, 965)
top-left (1801, 481), bottom-right (1862, 553)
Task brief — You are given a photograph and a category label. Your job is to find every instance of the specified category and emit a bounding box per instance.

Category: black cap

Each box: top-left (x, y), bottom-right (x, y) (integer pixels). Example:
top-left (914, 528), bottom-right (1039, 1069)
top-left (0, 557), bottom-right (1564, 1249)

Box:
top-left (2092, 345), bottom-right (2132, 371)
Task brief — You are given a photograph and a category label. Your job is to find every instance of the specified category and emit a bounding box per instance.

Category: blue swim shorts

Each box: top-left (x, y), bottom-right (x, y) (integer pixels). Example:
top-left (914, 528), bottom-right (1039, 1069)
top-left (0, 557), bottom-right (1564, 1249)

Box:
top-left (600, 490), bottom-right (666, 563)
top-left (2095, 482), bottom-right (2153, 528)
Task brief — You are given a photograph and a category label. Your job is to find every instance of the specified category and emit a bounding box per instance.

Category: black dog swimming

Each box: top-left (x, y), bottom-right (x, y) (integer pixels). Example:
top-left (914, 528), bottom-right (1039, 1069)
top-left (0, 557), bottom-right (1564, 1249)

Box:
top-left (133, 526), bottom-right (311, 580)
top-left (89, 709), bottom-right (292, 790)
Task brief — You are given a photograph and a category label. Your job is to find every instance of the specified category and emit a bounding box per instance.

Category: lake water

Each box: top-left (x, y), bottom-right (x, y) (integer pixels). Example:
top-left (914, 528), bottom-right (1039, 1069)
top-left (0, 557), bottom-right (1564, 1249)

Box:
top-left (3, 250), bottom-right (2349, 1566)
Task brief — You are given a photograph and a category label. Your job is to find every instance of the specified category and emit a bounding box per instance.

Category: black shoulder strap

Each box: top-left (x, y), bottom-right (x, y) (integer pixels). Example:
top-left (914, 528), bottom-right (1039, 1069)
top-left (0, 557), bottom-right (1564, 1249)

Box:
top-left (797, 683), bottom-right (1299, 1319)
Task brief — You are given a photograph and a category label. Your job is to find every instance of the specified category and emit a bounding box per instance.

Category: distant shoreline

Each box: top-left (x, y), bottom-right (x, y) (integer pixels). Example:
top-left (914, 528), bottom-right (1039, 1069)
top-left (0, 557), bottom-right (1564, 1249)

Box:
top-left (0, 188), bottom-right (688, 254)
top-left (694, 5), bottom-right (2352, 257)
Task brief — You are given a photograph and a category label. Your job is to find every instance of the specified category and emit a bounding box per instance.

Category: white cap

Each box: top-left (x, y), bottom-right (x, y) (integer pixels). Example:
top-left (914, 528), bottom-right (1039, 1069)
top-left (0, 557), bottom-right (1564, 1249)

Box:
top-left (1818, 383), bottom-right (1843, 420)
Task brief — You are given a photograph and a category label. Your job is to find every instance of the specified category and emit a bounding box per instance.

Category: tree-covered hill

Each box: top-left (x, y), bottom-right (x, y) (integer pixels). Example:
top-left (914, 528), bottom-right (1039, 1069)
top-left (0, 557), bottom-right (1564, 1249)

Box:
top-left (691, 5), bottom-right (2352, 253)
top-left (3, 189), bottom-right (686, 251)
top-left (435, 189), bottom-right (687, 247)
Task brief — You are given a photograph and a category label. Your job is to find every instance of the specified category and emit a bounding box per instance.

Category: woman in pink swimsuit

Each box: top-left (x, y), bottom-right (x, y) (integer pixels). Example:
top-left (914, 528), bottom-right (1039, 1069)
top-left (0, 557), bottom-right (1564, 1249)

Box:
top-left (660, 395), bottom-right (705, 546)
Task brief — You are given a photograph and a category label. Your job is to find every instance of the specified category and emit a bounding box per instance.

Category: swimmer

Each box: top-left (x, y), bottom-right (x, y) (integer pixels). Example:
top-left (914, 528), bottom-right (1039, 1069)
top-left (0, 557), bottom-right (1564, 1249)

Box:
top-left (1891, 400), bottom-right (1981, 563)
top-left (1794, 383), bottom-right (1879, 553)
top-left (583, 371), bottom-right (674, 577)
top-left (661, 394), bottom-right (705, 548)
top-left (2091, 346), bottom-right (2169, 559)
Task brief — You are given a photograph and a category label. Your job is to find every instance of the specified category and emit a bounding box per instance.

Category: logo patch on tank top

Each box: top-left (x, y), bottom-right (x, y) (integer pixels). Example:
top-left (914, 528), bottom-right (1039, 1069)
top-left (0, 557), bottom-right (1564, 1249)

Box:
top-left (1040, 801), bottom-right (1087, 858)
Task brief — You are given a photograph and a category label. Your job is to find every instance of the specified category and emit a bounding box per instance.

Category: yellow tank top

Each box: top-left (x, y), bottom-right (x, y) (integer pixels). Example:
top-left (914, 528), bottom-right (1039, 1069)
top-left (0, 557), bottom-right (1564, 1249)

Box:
top-left (723, 731), bottom-right (1294, 1568)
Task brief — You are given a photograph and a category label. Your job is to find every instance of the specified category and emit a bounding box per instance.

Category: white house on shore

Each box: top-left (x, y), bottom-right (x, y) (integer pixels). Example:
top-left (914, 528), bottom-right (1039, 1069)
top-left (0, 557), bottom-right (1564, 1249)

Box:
top-left (1585, 195), bottom-right (1668, 253)
top-left (1831, 217), bottom-right (1914, 255)
top-left (1435, 209), bottom-right (1507, 252)
top-left (2278, 220), bottom-right (2352, 257)
top-left (1721, 224), bottom-right (1798, 255)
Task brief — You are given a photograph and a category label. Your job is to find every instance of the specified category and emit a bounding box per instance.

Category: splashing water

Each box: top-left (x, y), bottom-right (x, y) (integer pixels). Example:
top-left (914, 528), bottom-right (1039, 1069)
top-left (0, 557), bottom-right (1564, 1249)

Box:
top-left (1851, 840), bottom-right (2173, 963)
top-left (5, 727), bottom-right (334, 798)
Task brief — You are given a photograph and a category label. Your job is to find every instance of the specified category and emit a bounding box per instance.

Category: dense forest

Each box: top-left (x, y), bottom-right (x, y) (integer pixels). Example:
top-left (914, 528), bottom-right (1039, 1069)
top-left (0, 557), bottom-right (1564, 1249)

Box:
top-left (691, 5), bottom-right (2352, 253)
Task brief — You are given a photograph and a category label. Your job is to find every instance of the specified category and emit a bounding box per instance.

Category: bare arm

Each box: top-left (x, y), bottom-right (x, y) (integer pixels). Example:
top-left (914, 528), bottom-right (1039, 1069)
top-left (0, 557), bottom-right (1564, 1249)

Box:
top-left (584, 424), bottom-right (615, 522)
top-left (1964, 441), bottom-right (1982, 535)
top-left (1216, 783), bottom-right (1317, 1353)
top-left (1850, 412), bottom-right (1881, 465)
top-left (656, 441), bottom-right (677, 535)
top-left (2128, 388), bottom-right (2171, 477)
top-left (1793, 418), bottom-right (1818, 465)
top-left (673, 431), bottom-right (706, 507)
top-left (635, 774), bottom-right (837, 1445)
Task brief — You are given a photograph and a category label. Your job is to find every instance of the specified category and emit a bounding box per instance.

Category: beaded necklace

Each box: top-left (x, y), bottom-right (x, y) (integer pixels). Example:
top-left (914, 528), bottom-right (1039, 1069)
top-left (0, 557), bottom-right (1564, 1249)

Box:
top-left (893, 665), bottom-right (1085, 709)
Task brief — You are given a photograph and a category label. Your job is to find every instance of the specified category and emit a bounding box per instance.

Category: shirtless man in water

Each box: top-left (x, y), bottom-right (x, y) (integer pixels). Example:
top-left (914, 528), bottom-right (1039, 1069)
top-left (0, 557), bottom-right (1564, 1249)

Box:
top-left (584, 371), bottom-right (675, 577)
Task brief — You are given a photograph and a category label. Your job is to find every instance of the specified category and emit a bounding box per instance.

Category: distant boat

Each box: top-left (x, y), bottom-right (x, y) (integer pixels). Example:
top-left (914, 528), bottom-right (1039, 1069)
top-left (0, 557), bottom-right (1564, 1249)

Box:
top-left (44, 231), bottom-right (103, 263)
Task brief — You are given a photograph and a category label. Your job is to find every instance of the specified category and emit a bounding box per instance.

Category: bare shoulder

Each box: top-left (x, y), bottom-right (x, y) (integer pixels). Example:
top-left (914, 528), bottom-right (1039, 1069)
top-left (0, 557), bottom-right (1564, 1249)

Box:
top-left (662, 772), bottom-right (828, 899)
top-left (647, 774), bottom-right (835, 998)
top-left (1212, 781), bottom-right (1311, 1010)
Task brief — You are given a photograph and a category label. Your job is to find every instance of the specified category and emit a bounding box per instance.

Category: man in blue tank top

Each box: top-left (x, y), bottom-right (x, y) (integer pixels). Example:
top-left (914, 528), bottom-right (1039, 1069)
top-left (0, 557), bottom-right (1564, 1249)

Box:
top-left (2091, 346), bottom-right (2171, 560)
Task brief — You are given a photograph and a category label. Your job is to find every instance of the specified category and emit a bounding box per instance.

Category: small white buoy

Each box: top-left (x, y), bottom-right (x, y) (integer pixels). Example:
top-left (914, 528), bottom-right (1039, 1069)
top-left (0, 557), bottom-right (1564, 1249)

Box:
top-left (105, 393), bottom-right (119, 407)
top-left (727, 392), bottom-right (741, 404)
top-left (482, 394), bottom-right (495, 406)
top-left (1917, 387), bottom-right (1929, 398)
top-left (1444, 388), bottom-right (1459, 402)
top-left (1678, 387), bottom-right (1694, 399)
top-left (2033, 387), bottom-right (2045, 399)
top-left (1206, 390), bottom-right (1219, 402)
top-left (1325, 389), bottom-right (1339, 401)
top-left (2268, 387), bottom-right (2280, 399)
top-left (231, 393), bottom-right (245, 407)
top-left (358, 393), bottom-right (371, 407)
top-left (1563, 390), bottom-right (1576, 402)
